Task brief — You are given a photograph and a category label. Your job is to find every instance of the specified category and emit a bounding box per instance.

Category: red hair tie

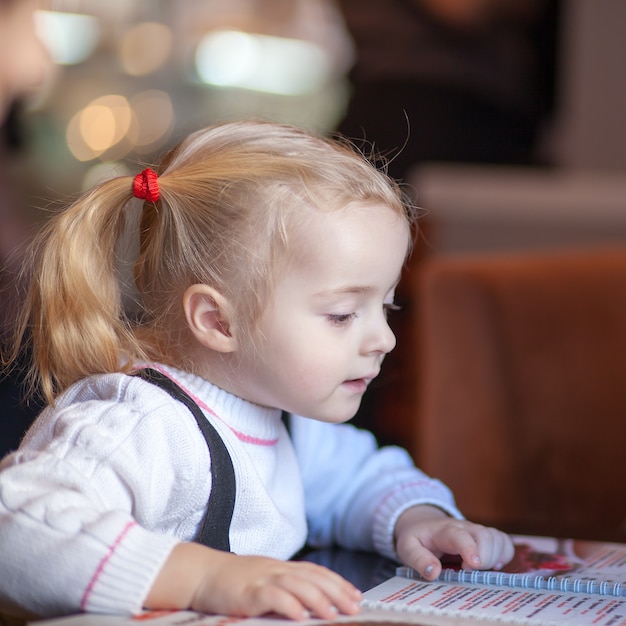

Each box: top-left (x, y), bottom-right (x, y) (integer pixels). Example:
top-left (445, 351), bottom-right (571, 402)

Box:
top-left (132, 168), bottom-right (160, 202)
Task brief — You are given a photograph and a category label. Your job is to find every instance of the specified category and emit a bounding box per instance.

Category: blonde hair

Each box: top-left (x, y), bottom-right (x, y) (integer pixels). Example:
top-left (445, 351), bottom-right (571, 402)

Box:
top-left (6, 120), bottom-right (414, 403)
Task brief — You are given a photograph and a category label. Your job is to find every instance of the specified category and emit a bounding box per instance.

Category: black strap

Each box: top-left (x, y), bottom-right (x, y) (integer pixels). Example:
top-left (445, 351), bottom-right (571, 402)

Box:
top-left (281, 410), bottom-right (291, 435)
top-left (133, 368), bottom-right (235, 552)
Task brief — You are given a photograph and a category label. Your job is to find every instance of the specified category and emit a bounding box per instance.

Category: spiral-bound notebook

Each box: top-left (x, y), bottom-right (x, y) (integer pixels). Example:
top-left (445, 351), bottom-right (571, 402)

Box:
top-left (361, 534), bottom-right (626, 625)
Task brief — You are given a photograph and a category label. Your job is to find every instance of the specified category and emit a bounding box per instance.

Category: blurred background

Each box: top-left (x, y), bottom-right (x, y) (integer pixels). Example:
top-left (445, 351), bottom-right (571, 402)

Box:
top-left (5, 0), bottom-right (353, 202)
top-left (2, 0), bottom-right (623, 256)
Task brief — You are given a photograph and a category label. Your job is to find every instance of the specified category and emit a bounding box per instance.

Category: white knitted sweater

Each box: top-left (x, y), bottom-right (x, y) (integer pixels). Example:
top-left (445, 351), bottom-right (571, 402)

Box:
top-left (0, 365), bottom-right (461, 617)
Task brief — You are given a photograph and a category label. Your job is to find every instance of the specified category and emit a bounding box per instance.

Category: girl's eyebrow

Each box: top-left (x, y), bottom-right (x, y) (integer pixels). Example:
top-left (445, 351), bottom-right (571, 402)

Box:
top-left (313, 285), bottom-right (373, 298)
top-left (314, 275), bottom-right (403, 299)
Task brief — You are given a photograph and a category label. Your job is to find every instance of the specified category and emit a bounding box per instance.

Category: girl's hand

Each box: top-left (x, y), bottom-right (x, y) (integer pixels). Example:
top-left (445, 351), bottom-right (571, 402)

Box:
top-left (145, 542), bottom-right (362, 621)
top-left (394, 505), bottom-right (515, 581)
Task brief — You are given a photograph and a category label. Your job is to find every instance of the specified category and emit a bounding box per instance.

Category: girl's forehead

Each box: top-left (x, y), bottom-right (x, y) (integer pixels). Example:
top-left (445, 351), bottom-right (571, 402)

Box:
top-left (264, 202), bottom-right (409, 310)
top-left (286, 201), bottom-right (410, 268)
top-left (295, 200), bottom-right (407, 240)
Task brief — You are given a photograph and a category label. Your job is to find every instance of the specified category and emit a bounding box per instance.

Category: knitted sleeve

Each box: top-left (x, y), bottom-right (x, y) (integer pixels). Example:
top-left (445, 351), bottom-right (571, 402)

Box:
top-left (0, 374), bottom-right (208, 617)
top-left (290, 416), bottom-right (463, 561)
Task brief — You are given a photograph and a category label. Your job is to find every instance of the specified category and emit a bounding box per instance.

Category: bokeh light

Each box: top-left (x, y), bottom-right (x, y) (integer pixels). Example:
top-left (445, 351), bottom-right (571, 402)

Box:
top-left (128, 90), bottom-right (175, 153)
top-left (119, 22), bottom-right (173, 76)
top-left (65, 91), bottom-right (174, 162)
top-left (35, 11), bottom-right (100, 65)
top-left (66, 94), bottom-right (132, 161)
top-left (195, 29), bottom-right (331, 96)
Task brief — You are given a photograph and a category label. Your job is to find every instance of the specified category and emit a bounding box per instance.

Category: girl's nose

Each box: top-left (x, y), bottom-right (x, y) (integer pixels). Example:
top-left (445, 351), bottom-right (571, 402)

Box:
top-left (363, 316), bottom-right (397, 356)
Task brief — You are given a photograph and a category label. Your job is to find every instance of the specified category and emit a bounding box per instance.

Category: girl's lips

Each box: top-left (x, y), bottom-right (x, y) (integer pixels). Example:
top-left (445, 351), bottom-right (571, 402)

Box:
top-left (342, 376), bottom-right (374, 393)
top-left (343, 379), bottom-right (368, 393)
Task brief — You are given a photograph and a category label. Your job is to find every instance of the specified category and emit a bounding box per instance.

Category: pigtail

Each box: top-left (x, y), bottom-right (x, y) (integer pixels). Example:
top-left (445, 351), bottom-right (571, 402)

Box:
top-left (16, 178), bottom-right (145, 404)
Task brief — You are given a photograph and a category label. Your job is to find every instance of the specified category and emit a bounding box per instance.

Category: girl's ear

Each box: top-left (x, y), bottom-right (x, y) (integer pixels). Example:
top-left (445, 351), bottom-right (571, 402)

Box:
top-left (183, 284), bottom-right (236, 353)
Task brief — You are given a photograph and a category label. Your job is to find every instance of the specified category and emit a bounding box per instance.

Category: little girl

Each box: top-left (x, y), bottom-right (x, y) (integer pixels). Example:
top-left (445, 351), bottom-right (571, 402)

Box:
top-left (0, 120), bottom-right (514, 620)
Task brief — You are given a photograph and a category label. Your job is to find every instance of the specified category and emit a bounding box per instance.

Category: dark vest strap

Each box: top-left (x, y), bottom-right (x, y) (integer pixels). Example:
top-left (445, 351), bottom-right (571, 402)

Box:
top-left (133, 368), bottom-right (235, 552)
top-left (281, 410), bottom-right (291, 435)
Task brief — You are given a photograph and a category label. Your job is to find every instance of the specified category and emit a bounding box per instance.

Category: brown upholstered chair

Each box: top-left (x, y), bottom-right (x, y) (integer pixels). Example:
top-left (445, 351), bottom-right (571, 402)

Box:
top-left (412, 246), bottom-right (626, 542)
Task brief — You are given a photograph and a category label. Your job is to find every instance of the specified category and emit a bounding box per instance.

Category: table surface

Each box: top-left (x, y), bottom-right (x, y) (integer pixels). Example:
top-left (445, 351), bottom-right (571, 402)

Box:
top-left (299, 547), bottom-right (399, 593)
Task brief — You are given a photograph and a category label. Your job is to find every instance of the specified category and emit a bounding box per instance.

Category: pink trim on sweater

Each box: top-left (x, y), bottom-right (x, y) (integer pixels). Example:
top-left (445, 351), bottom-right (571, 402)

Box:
top-left (141, 364), bottom-right (279, 447)
top-left (81, 521), bottom-right (137, 611)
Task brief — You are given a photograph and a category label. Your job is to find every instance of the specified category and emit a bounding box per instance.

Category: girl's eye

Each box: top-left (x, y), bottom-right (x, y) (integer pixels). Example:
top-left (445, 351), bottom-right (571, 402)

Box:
top-left (327, 313), bottom-right (357, 326)
top-left (383, 302), bottom-right (401, 318)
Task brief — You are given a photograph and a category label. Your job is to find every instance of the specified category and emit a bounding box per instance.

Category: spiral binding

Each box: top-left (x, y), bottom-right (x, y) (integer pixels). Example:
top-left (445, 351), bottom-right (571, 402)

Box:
top-left (396, 566), bottom-right (624, 597)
